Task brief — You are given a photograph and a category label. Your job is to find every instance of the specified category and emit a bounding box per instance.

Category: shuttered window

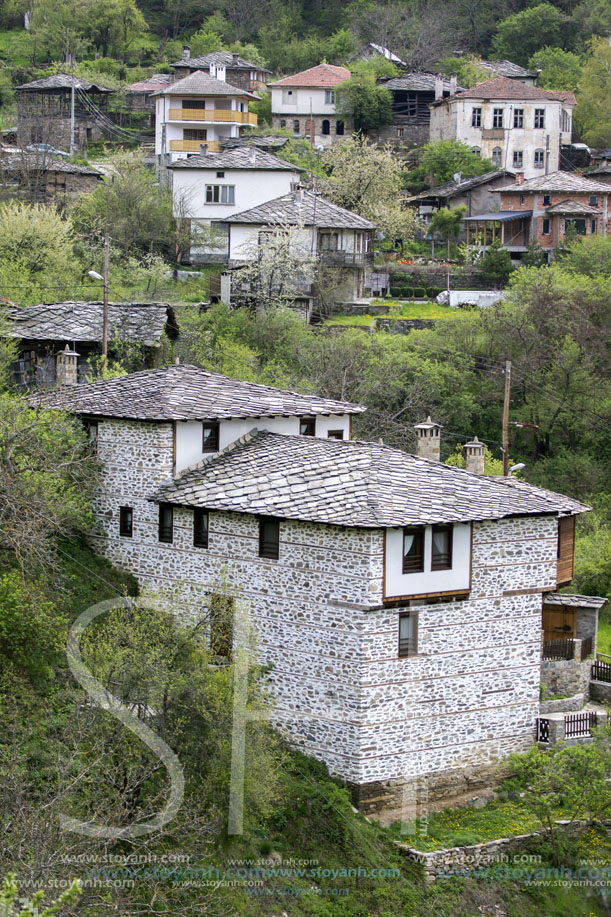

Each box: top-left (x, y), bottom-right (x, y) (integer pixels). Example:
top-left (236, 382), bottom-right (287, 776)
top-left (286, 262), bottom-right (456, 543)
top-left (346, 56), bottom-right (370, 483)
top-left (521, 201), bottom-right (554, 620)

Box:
top-left (557, 516), bottom-right (576, 586)
top-left (259, 518), bottom-right (279, 559)
top-left (158, 503), bottom-right (173, 543)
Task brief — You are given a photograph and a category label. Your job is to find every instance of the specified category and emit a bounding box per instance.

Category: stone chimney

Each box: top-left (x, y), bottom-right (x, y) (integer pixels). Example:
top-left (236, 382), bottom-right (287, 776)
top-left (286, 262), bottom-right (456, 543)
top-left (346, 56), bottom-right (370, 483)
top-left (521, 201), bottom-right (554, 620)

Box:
top-left (450, 72), bottom-right (457, 94)
top-left (434, 74), bottom-right (444, 101)
top-left (182, 45), bottom-right (190, 60)
top-left (232, 52), bottom-right (239, 63)
top-left (199, 142), bottom-right (208, 155)
top-left (464, 436), bottom-right (485, 475)
top-left (414, 416), bottom-right (441, 462)
top-left (515, 172), bottom-right (525, 186)
top-left (56, 344), bottom-right (79, 386)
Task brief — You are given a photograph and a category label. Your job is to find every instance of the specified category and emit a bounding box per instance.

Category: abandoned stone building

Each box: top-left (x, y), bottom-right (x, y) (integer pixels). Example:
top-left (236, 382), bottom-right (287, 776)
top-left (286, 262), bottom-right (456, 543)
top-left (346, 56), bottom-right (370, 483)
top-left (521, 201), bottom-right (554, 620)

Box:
top-left (16, 74), bottom-right (114, 151)
top-left (170, 49), bottom-right (271, 93)
top-left (34, 365), bottom-right (605, 821)
top-left (373, 72), bottom-right (460, 149)
top-left (0, 153), bottom-right (101, 204)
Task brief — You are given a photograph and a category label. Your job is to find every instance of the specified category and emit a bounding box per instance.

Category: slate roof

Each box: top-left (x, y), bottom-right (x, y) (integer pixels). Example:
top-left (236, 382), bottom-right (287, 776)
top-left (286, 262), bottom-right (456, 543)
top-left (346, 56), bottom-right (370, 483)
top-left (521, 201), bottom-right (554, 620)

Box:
top-left (0, 154), bottom-right (101, 176)
top-left (171, 51), bottom-right (271, 74)
top-left (168, 147), bottom-right (299, 172)
top-left (152, 71), bottom-right (257, 99)
top-left (478, 60), bottom-right (537, 80)
top-left (128, 74), bottom-right (172, 93)
top-left (383, 73), bottom-right (460, 93)
top-left (435, 77), bottom-right (575, 105)
top-left (407, 169), bottom-right (511, 202)
top-left (31, 365), bottom-right (365, 421)
top-left (220, 136), bottom-right (289, 151)
top-left (269, 64), bottom-right (351, 88)
top-left (6, 302), bottom-right (175, 346)
top-left (545, 199), bottom-right (601, 215)
top-left (498, 171), bottom-right (611, 194)
top-left (587, 165), bottom-right (611, 177)
top-left (544, 593), bottom-right (608, 609)
top-left (150, 430), bottom-right (587, 527)
top-left (17, 74), bottom-right (113, 93)
top-left (224, 189), bottom-right (375, 229)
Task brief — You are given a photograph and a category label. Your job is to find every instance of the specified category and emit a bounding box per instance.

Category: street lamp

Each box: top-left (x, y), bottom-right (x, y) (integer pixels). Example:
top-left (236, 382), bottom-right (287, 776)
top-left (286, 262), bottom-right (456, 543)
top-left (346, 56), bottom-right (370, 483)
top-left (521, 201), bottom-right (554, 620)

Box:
top-left (88, 234), bottom-right (110, 361)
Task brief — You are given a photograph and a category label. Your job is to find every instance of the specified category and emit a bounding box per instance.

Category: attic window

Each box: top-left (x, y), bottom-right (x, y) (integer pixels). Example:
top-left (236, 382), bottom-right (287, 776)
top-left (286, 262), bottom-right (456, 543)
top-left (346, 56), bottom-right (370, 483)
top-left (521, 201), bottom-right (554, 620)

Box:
top-left (300, 416), bottom-right (316, 436)
top-left (259, 517), bottom-right (279, 559)
top-left (216, 171), bottom-right (225, 178)
top-left (327, 430), bottom-right (344, 440)
top-left (202, 421), bottom-right (219, 452)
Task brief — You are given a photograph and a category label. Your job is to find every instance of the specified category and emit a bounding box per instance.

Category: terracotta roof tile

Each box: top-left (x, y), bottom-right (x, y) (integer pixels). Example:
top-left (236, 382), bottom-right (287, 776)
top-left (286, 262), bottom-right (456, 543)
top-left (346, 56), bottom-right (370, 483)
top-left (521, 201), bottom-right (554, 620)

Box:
top-left (270, 64), bottom-right (351, 88)
top-left (498, 170), bottom-right (611, 194)
top-left (437, 76), bottom-right (575, 105)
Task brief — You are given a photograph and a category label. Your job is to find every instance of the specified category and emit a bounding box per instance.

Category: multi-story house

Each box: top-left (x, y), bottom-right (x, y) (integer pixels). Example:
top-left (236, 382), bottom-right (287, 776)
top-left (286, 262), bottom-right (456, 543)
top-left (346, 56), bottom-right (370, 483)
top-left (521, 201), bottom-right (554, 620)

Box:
top-left (153, 71), bottom-right (258, 163)
top-left (463, 171), bottom-right (610, 260)
top-left (16, 74), bottom-right (114, 152)
top-left (374, 72), bottom-right (460, 149)
top-left (429, 77), bottom-right (575, 179)
top-left (168, 146), bottom-right (302, 263)
top-left (170, 49), bottom-right (271, 93)
top-left (36, 366), bottom-right (602, 822)
top-left (269, 64), bottom-right (351, 147)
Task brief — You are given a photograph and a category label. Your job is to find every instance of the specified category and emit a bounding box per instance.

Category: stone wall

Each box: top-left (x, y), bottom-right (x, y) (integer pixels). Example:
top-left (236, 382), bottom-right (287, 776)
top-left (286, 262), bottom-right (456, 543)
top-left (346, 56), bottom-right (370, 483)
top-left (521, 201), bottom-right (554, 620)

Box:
top-left (89, 418), bottom-right (558, 819)
top-left (541, 658), bottom-right (591, 699)
top-left (375, 318), bottom-right (436, 334)
top-left (590, 681), bottom-right (611, 704)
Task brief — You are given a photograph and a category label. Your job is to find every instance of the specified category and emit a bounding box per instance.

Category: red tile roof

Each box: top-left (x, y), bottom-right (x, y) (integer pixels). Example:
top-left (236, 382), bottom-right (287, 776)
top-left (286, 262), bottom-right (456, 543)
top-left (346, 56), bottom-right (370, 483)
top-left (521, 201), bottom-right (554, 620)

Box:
top-left (437, 76), bottom-right (575, 106)
top-left (270, 64), bottom-right (351, 88)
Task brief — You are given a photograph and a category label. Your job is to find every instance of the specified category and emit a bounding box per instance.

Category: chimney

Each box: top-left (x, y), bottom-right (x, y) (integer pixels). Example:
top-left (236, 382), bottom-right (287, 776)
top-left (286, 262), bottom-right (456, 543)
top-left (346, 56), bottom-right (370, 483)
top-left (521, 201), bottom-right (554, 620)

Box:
top-left (434, 74), bottom-right (444, 101)
top-left (464, 437), bottom-right (485, 475)
top-left (199, 142), bottom-right (208, 155)
top-left (515, 172), bottom-right (524, 186)
top-left (450, 72), bottom-right (457, 94)
top-left (182, 45), bottom-right (190, 60)
top-left (56, 344), bottom-right (79, 386)
top-left (232, 52), bottom-right (239, 63)
top-left (414, 416), bottom-right (441, 462)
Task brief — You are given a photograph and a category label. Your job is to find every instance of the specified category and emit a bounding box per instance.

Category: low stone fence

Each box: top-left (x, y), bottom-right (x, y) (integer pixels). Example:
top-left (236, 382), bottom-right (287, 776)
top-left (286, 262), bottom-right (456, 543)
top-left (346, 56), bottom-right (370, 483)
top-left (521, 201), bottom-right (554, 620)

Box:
top-left (375, 318), bottom-right (436, 334)
top-left (540, 692), bottom-right (585, 714)
top-left (590, 681), bottom-right (611, 704)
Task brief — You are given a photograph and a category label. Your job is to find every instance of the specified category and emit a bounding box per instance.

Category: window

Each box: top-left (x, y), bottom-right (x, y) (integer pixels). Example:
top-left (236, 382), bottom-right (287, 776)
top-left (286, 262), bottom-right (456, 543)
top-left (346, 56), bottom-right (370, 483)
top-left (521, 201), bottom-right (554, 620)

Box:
top-left (280, 119), bottom-right (286, 128)
top-left (402, 527), bottom-right (424, 574)
top-left (589, 195), bottom-right (598, 207)
top-left (193, 508), bottom-right (208, 548)
top-left (327, 429), bottom-right (344, 440)
top-left (534, 149), bottom-right (544, 168)
top-left (205, 184), bottom-right (235, 204)
top-left (561, 110), bottom-right (571, 132)
top-left (471, 146), bottom-right (481, 155)
top-left (565, 218), bottom-right (587, 236)
top-left (202, 421), bottom-right (219, 452)
top-left (542, 194), bottom-right (551, 207)
top-left (325, 90), bottom-right (335, 104)
top-left (512, 150), bottom-right (523, 168)
top-left (431, 524), bottom-right (453, 570)
top-left (259, 518), bottom-right (279, 559)
top-left (513, 108), bottom-right (523, 128)
top-left (336, 120), bottom-right (345, 135)
top-left (300, 416), bottom-right (316, 436)
top-left (183, 99), bottom-right (206, 110)
top-left (216, 171), bottom-right (225, 178)
top-left (282, 89), bottom-right (296, 104)
top-left (319, 232), bottom-right (338, 250)
top-left (534, 108), bottom-right (545, 129)
top-left (398, 612), bottom-right (418, 657)
top-left (520, 194), bottom-right (525, 206)
top-left (84, 420), bottom-right (98, 454)
top-left (591, 218), bottom-right (597, 234)
top-left (542, 217), bottom-right (550, 235)
top-left (397, 127), bottom-right (404, 138)
top-left (322, 119), bottom-right (331, 135)
top-left (491, 147), bottom-right (502, 166)
top-left (293, 120), bottom-right (300, 133)
top-left (158, 503), bottom-right (173, 543)
top-left (209, 593), bottom-right (234, 659)
top-left (493, 108), bottom-right (503, 129)
top-left (471, 107), bottom-right (481, 127)
top-left (119, 506), bottom-right (133, 538)
top-left (184, 129), bottom-right (207, 141)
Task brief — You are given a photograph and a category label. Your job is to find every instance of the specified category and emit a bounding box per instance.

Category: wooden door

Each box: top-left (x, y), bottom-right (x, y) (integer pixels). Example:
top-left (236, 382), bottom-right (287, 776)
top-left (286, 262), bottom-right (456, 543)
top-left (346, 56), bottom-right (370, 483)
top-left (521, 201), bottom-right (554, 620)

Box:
top-left (543, 605), bottom-right (576, 642)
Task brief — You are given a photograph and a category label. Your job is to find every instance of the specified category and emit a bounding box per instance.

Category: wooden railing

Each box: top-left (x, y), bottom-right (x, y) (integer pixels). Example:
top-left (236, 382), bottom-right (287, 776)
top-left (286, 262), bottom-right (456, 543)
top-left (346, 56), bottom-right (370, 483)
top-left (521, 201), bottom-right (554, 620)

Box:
top-left (169, 140), bottom-right (220, 153)
top-left (169, 109), bottom-right (257, 125)
top-left (542, 638), bottom-right (575, 661)
top-left (565, 711), bottom-right (597, 739)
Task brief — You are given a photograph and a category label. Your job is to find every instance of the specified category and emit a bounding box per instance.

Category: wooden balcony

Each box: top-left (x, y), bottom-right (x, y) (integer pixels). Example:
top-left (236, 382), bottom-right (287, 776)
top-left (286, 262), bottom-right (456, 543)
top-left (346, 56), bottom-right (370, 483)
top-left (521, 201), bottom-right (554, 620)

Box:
top-left (168, 109), bottom-right (257, 125)
top-left (169, 140), bottom-right (220, 153)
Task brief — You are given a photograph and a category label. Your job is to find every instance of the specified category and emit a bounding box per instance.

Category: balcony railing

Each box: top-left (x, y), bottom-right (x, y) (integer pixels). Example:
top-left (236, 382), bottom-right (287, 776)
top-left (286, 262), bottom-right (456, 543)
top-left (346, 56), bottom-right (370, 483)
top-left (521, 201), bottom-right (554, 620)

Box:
top-left (169, 108), bottom-right (257, 125)
top-left (169, 140), bottom-right (220, 153)
top-left (319, 250), bottom-right (374, 266)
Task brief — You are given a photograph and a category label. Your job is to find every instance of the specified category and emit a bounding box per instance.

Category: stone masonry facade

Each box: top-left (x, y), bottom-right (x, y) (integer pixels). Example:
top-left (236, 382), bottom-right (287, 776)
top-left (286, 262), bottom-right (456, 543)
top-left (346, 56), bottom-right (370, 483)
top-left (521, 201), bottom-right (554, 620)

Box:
top-left (89, 417), bottom-right (558, 820)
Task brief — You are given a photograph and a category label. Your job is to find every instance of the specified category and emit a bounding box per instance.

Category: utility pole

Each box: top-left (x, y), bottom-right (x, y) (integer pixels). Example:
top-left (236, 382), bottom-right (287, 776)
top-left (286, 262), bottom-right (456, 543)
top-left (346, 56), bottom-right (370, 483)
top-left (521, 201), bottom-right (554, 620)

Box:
top-left (70, 79), bottom-right (75, 156)
top-left (502, 360), bottom-right (511, 475)
top-left (102, 233), bottom-right (109, 362)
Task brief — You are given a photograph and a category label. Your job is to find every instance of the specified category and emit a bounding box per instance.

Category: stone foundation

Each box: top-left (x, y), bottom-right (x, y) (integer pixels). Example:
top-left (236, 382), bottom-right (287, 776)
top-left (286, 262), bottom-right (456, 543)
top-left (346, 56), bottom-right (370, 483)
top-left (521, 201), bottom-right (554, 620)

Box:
top-left (541, 658), bottom-right (591, 699)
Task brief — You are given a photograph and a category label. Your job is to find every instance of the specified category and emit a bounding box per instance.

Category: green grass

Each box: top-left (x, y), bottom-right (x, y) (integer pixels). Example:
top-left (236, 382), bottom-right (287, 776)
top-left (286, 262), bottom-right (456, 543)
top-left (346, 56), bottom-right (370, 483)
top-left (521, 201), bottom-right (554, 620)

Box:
top-left (597, 617), bottom-right (611, 656)
top-left (0, 28), bottom-right (38, 67)
top-left (324, 301), bottom-right (463, 328)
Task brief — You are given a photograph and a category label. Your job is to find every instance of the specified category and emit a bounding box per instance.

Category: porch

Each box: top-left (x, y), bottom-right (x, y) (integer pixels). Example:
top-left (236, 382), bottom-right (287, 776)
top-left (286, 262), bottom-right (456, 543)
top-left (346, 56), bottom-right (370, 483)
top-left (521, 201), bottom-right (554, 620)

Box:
top-left (463, 211), bottom-right (531, 252)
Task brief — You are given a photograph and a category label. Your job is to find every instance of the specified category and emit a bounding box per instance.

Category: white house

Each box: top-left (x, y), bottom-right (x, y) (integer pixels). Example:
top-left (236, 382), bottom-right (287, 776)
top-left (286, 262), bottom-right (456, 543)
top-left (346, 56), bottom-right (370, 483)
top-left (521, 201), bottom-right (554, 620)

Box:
top-left (429, 77), bottom-right (576, 179)
top-left (153, 71), bottom-right (258, 163)
top-left (269, 63), bottom-right (351, 147)
top-left (35, 366), bottom-right (601, 823)
top-left (168, 146), bottom-right (302, 263)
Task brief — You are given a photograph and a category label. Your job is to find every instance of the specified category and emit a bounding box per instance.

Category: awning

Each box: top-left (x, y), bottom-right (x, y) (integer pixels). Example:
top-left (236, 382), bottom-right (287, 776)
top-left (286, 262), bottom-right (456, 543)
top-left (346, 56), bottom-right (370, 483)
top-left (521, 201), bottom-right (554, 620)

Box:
top-left (463, 211), bottom-right (532, 222)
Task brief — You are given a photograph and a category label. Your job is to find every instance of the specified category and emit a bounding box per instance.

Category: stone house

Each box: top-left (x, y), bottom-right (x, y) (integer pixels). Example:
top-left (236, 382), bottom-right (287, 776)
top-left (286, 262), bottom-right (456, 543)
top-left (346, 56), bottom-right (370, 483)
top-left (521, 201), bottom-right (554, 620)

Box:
top-left (222, 188), bottom-right (376, 308)
top-left (8, 302), bottom-right (177, 387)
top-left (477, 60), bottom-right (537, 85)
top-left (429, 77), bottom-right (575, 179)
top-left (464, 171), bottom-right (610, 260)
top-left (153, 71), bottom-right (258, 163)
top-left (0, 153), bottom-right (101, 204)
top-left (269, 64), bottom-right (352, 147)
top-left (405, 169), bottom-right (514, 231)
top-left (167, 146), bottom-right (302, 264)
top-left (170, 49), bottom-right (271, 93)
top-left (372, 73), bottom-right (460, 149)
top-left (34, 366), bottom-right (599, 821)
top-left (16, 74), bottom-right (114, 152)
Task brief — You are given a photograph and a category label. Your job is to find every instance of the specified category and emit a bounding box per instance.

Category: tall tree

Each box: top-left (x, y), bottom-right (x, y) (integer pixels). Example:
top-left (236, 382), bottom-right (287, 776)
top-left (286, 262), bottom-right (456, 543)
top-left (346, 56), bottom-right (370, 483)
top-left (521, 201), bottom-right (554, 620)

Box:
top-left (528, 46), bottom-right (583, 91)
top-left (492, 3), bottom-right (569, 68)
top-left (574, 37), bottom-right (611, 148)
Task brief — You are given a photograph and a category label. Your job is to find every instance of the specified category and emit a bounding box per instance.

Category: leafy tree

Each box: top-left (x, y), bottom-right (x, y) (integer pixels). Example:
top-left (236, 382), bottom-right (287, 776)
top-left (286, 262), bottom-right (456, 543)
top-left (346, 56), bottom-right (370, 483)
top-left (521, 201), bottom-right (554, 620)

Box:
top-left (528, 47), bottom-right (583, 91)
top-left (435, 55), bottom-right (489, 88)
top-left (570, 0), bottom-right (611, 47)
top-left (409, 140), bottom-right (495, 191)
top-left (478, 240), bottom-right (513, 288)
top-left (336, 68), bottom-right (393, 132)
top-left (556, 234), bottom-right (611, 277)
top-left (0, 874), bottom-right (81, 916)
top-left (492, 4), bottom-right (569, 68)
top-left (573, 494), bottom-right (611, 600)
top-left (428, 205), bottom-right (467, 257)
top-left (521, 238), bottom-right (548, 268)
top-left (574, 37), bottom-right (611, 148)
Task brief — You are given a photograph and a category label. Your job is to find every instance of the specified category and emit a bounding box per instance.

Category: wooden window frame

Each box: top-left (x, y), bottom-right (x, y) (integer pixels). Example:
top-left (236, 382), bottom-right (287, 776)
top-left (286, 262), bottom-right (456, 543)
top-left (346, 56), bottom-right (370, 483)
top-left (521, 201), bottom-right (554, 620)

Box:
top-left (259, 517), bottom-right (280, 559)
top-left (202, 421), bottom-right (220, 452)
top-left (327, 429), bottom-right (344, 440)
top-left (119, 506), bottom-right (133, 538)
top-left (431, 523), bottom-right (453, 571)
top-left (534, 108), bottom-right (545, 129)
top-left (398, 611), bottom-right (418, 657)
top-left (513, 108), bottom-right (524, 128)
top-left (542, 217), bottom-right (550, 235)
top-left (471, 107), bottom-right (481, 127)
top-left (402, 527), bottom-right (424, 574)
top-left (300, 416), bottom-right (316, 436)
top-left (158, 503), bottom-right (173, 544)
top-left (193, 508), bottom-right (208, 548)
top-left (493, 108), bottom-right (504, 129)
